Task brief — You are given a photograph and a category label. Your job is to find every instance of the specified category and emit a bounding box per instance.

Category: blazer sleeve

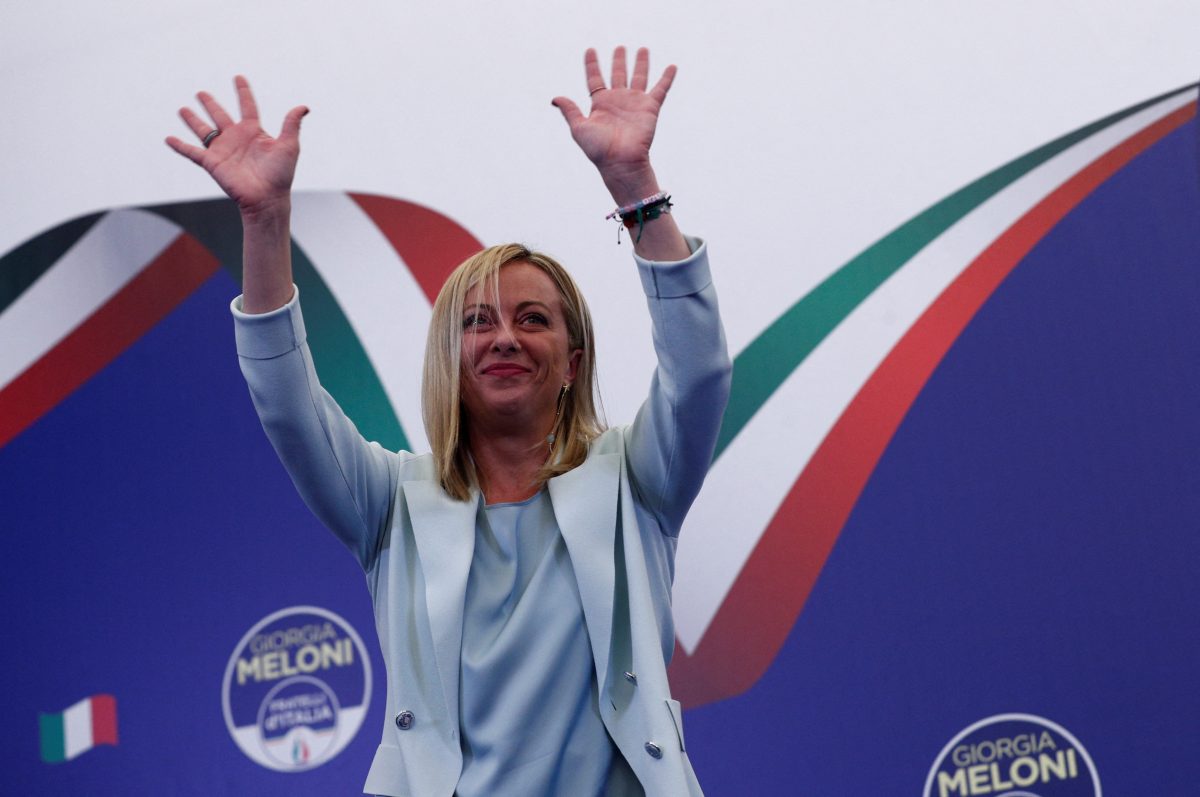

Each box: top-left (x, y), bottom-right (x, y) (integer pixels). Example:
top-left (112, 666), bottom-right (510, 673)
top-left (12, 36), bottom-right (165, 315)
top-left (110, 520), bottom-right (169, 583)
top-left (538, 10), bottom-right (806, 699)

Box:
top-left (623, 236), bottom-right (733, 537)
top-left (231, 287), bottom-right (400, 570)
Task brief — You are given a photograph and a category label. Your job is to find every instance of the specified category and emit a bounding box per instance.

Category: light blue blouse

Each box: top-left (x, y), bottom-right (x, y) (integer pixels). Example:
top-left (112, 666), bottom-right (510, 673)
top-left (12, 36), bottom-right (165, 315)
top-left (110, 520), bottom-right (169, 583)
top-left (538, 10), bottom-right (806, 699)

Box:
top-left (456, 488), bottom-right (629, 796)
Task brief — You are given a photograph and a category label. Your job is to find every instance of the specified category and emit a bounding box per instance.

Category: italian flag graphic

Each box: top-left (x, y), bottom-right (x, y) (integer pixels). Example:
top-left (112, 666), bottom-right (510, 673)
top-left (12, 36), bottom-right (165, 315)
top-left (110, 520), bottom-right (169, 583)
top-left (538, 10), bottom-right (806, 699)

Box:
top-left (39, 694), bottom-right (118, 763)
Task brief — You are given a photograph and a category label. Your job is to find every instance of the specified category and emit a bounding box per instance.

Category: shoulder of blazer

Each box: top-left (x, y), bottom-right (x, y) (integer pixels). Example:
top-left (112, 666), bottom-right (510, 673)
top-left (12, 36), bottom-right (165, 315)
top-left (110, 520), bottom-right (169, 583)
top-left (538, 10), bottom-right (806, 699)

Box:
top-left (396, 451), bottom-right (439, 483)
top-left (589, 426), bottom-right (628, 456)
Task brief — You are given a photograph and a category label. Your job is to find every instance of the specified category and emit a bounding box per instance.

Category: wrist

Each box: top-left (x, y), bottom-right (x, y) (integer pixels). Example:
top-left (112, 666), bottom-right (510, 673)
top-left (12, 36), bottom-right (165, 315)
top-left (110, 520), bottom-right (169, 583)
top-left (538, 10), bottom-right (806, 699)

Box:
top-left (599, 163), bottom-right (661, 207)
top-left (239, 196), bottom-right (292, 228)
top-left (607, 191), bottom-right (673, 246)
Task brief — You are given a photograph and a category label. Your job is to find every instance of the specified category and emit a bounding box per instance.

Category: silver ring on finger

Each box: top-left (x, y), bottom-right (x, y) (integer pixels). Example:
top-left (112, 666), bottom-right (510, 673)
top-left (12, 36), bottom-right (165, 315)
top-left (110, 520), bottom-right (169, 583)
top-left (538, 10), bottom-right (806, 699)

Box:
top-left (202, 129), bottom-right (221, 148)
top-left (589, 86), bottom-right (605, 96)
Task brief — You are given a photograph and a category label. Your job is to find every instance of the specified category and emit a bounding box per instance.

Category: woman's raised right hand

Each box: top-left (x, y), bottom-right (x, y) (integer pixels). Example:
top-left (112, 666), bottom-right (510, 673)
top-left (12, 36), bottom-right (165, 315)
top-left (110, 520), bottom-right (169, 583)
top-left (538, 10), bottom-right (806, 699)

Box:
top-left (165, 76), bottom-right (308, 216)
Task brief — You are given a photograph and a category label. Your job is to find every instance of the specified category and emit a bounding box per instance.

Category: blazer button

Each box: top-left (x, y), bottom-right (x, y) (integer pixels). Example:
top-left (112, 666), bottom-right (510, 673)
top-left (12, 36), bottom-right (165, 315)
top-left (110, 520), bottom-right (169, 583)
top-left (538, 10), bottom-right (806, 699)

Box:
top-left (395, 710), bottom-right (415, 730)
top-left (644, 741), bottom-right (662, 759)
top-left (624, 671), bottom-right (638, 684)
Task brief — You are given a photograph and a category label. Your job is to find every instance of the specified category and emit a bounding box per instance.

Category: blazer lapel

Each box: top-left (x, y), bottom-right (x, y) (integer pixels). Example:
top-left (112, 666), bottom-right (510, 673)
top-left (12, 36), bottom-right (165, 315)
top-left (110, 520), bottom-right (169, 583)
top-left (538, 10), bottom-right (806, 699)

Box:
top-left (405, 481), bottom-right (478, 728)
top-left (549, 452), bottom-right (620, 697)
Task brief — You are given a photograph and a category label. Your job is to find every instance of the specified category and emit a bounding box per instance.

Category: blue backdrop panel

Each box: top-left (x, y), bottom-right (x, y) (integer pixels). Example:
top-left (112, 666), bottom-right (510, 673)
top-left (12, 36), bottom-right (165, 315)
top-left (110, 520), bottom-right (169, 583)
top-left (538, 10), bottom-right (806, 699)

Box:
top-left (2, 273), bottom-right (386, 794)
top-left (683, 119), bottom-right (1200, 794)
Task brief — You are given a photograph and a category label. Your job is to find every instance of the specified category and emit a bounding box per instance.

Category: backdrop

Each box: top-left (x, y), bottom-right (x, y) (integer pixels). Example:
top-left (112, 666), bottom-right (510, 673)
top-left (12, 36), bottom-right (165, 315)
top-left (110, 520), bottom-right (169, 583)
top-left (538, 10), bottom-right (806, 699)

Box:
top-left (3, 2), bottom-right (1198, 794)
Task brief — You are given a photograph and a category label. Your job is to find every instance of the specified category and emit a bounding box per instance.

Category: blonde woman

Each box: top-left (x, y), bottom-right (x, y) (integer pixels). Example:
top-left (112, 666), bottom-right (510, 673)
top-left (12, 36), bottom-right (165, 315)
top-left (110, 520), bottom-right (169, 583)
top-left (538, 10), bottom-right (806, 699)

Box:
top-left (168, 47), bottom-right (730, 796)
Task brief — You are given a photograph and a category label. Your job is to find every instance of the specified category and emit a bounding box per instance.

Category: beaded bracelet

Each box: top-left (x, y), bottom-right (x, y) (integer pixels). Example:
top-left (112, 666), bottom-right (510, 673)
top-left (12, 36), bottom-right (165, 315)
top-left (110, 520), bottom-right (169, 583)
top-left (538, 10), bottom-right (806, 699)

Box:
top-left (606, 191), bottom-right (673, 244)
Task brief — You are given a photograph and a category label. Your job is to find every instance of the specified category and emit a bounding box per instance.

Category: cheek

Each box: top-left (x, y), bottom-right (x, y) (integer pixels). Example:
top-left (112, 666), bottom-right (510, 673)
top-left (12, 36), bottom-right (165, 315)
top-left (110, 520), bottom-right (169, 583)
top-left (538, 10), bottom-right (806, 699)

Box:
top-left (458, 341), bottom-right (481, 391)
top-left (551, 334), bottom-right (574, 369)
top-left (460, 333), bottom-right (484, 367)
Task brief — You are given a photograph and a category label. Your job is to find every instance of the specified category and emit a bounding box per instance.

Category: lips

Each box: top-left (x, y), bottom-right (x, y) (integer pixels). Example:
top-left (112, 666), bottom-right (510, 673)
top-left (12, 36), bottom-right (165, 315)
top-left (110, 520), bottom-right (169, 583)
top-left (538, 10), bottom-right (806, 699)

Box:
top-left (481, 363), bottom-right (530, 377)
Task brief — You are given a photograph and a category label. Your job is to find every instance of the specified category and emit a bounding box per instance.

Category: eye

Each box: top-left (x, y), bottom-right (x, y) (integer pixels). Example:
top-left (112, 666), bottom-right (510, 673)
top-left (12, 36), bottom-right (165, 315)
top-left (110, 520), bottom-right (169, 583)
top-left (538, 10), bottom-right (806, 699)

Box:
top-left (520, 312), bottom-right (549, 326)
top-left (463, 312), bottom-right (492, 329)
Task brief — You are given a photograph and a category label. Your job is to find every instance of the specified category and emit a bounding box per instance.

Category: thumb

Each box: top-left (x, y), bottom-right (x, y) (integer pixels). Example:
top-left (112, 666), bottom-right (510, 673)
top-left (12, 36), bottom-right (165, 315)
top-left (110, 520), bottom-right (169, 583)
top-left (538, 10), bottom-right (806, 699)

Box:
top-left (551, 97), bottom-right (584, 129)
top-left (279, 105), bottom-right (310, 144)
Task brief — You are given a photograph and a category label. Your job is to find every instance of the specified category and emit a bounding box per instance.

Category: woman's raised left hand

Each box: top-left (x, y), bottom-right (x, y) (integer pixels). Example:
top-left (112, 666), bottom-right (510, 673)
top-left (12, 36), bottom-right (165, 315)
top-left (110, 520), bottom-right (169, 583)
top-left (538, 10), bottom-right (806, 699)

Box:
top-left (552, 47), bottom-right (676, 205)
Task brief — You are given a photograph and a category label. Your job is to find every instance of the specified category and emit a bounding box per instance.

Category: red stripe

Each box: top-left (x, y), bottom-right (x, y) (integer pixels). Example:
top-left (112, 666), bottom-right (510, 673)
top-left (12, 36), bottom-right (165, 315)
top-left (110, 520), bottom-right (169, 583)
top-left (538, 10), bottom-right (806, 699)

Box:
top-left (349, 193), bottom-right (483, 302)
top-left (669, 101), bottom-right (1197, 708)
top-left (0, 233), bottom-right (220, 448)
top-left (90, 694), bottom-right (118, 746)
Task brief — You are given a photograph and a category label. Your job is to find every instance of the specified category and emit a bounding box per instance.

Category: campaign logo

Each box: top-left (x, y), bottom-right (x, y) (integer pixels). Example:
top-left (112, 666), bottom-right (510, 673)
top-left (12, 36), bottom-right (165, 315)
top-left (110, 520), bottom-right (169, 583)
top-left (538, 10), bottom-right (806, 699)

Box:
top-left (222, 606), bottom-right (372, 772)
top-left (924, 714), bottom-right (1100, 797)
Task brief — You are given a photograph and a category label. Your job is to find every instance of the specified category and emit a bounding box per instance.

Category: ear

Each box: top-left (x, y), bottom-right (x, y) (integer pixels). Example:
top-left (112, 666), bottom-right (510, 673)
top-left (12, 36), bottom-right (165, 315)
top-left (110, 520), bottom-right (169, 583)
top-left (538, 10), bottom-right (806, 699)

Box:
top-left (564, 348), bottom-right (583, 384)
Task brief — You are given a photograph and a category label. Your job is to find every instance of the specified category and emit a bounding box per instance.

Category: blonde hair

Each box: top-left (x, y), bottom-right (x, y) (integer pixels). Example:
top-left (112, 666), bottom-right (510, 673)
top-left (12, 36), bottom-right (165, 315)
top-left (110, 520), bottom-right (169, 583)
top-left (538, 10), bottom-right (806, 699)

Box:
top-left (421, 243), bottom-right (604, 500)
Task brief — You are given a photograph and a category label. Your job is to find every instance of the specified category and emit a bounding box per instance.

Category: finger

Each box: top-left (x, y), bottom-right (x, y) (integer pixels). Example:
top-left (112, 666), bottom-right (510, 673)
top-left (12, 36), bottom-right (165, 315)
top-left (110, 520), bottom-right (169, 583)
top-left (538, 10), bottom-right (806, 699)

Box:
top-left (584, 48), bottom-right (605, 95)
top-left (630, 47), bottom-right (650, 92)
top-left (278, 105), bottom-right (309, 144)
top-left (235, 75), bottom-right (259, 123)
top-left (610, 46), bottom-right (628, 89)
top-left (197, 90), bottom-right (235, 130)
top-left (165, 135), bottom-right (206, 166)
top-left (551, 97), bottom-right (585, 130)
top-left (179, 107), bottom-right (215, 141)
top-left (648, 64), bottom-right (677, 106)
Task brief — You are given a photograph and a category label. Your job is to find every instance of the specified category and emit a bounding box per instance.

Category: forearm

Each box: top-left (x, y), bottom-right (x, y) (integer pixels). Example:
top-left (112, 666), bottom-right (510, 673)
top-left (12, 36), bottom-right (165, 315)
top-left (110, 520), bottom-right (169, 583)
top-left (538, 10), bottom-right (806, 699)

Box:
top-left (239, 198), bottom-right (296, 314)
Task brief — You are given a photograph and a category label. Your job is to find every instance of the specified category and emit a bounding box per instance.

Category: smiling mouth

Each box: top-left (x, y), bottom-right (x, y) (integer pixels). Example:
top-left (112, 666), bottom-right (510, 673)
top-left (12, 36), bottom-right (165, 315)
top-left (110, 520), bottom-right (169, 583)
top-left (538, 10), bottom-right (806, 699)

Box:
top-left (482, 365), bottom-right (529, 377)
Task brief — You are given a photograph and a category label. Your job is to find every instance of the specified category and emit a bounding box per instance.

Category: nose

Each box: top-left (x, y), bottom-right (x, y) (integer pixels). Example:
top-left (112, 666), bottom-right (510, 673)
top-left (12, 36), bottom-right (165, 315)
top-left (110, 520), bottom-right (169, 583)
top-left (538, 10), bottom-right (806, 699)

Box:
top-left (492, 322), bottom-right (520, 352)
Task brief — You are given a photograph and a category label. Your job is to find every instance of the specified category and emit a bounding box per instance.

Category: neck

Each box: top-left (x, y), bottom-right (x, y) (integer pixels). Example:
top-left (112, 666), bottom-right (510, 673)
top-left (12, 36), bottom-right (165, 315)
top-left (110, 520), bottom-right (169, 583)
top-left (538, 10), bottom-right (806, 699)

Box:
top-left (468, 422), bottom-right (553, 505)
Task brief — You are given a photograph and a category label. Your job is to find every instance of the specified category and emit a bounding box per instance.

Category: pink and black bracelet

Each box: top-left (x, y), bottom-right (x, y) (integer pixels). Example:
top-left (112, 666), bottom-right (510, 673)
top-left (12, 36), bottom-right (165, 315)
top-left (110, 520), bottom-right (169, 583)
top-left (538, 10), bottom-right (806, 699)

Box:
top-left (606, 191), bottom-right (673, 244)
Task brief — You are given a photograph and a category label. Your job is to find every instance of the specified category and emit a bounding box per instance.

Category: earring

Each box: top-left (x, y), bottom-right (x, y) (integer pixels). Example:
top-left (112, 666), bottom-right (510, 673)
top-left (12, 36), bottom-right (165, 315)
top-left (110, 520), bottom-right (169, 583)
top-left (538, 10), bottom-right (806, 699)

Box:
top-left (546, 384), bottom-right (571, 447)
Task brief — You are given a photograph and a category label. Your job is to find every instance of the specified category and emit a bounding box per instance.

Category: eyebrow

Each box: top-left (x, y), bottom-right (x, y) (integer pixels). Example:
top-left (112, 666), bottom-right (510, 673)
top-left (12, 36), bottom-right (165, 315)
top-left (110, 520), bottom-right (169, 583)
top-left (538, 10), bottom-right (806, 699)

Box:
top-left (461, 300), bottom-right (553, 315)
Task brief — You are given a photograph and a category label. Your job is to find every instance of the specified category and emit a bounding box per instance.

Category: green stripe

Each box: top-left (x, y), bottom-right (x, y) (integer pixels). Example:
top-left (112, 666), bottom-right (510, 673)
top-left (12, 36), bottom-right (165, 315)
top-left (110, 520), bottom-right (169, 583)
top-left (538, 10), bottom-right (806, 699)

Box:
top-left (0, 213), bottom-right (104, 315)
top-left (714, 83), bottom-right (1197, 462)
top-left (146, 199), bottom-right (409, 452)
top-left (290, 240), bottom-right (410, 451)
top-left (38, 712), bottom-right (65, 763)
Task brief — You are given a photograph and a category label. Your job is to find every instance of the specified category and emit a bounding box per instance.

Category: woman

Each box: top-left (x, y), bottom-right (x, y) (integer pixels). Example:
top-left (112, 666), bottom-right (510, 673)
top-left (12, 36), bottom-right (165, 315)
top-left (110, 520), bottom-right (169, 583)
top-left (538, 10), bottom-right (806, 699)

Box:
top-left (167, 47), bottom-right (730, 796)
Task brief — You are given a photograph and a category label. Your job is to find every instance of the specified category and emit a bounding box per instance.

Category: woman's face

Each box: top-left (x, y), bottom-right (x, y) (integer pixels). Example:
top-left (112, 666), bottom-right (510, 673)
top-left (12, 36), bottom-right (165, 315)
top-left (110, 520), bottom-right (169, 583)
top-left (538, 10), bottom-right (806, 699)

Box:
top-left (459, 261), bottom-right (582, 436)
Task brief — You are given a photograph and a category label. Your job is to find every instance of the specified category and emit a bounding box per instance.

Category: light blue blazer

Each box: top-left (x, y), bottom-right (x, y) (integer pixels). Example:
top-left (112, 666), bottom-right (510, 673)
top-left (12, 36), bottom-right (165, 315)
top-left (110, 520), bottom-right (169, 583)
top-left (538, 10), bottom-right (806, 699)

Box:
top-left (232, 239), bottom-right (731, 796)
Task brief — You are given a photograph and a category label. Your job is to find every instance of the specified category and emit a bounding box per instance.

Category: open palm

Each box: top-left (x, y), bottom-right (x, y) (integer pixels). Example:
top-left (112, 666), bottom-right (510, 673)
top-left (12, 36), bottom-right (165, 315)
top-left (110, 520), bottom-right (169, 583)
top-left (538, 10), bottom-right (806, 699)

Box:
top-left (553, 48), bottom-right (676, 185)
top-left (166, 76), bottom-right (307, 213)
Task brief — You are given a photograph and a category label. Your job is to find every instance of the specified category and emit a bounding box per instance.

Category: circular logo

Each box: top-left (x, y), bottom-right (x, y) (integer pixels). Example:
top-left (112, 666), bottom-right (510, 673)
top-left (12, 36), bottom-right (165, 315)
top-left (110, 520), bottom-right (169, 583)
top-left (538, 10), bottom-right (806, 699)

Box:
top-left (924, 714), bottom-right (1100, 797)
top-left (222, 606), bottom-right (372, 772)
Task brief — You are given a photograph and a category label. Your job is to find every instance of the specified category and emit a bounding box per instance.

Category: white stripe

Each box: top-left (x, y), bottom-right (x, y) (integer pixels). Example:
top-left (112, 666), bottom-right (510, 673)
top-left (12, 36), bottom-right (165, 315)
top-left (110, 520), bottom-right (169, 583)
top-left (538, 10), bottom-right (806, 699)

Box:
top-left (673, 89), bottom-right (1197, 653)
top-left (0, 209), bottom-right (182, 392)
top-left (62, 696), bottom-right (94, 760)
top-left (290, 193), bottom-right (432, 453)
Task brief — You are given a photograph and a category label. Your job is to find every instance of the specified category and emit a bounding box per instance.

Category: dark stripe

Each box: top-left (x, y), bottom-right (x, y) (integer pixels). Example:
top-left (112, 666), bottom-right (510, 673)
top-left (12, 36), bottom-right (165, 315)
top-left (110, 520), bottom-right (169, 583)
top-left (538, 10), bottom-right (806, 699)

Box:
top-left (290, 239), bottom-right (410, 451)
top-left (0, 233), bottom-right (219, 448)
top-left (0, 212), bottom-right (104, 315)
top-left (38, 712), bottom-right (65, 763)
top-left (145, 198), bottom-right (409, 452)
